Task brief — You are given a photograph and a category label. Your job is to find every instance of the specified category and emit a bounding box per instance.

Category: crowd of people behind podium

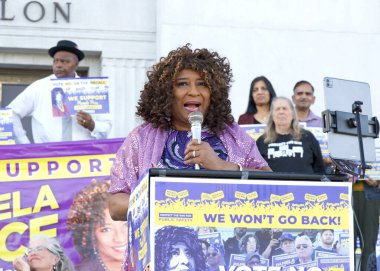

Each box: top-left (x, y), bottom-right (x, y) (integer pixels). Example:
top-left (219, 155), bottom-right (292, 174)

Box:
top-left (3, 40), bottom-right (379, 271)
top-left (154, 226), bottom-right (352, 271)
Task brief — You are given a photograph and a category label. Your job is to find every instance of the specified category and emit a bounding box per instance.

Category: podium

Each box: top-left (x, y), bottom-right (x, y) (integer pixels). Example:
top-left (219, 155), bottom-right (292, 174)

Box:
top-left (127, 169), bottom-right (353, 271)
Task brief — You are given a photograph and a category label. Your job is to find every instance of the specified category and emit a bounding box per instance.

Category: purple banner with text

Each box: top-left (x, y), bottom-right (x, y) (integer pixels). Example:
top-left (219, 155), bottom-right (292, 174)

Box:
top-left (0, 139), bottom-right (124, 271)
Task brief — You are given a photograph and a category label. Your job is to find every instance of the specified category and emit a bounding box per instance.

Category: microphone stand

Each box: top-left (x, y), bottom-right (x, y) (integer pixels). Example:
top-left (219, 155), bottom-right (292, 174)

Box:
top-left (351, 101), bottom-right (371, 178)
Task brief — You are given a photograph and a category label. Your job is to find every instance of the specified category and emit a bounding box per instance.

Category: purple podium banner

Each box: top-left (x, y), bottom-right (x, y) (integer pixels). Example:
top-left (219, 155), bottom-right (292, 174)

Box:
top-left (150, 176), bottom-right (354, 271)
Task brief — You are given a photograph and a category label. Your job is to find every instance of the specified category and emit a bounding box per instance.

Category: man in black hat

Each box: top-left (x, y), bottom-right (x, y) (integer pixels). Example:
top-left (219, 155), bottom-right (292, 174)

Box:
top-left (8, 40), bottom-right (111, 143)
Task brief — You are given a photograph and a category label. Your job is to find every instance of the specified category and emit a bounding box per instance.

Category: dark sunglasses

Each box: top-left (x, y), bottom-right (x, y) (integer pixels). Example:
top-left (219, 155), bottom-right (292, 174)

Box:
top-left (206, 252), bottom-right (218, 257)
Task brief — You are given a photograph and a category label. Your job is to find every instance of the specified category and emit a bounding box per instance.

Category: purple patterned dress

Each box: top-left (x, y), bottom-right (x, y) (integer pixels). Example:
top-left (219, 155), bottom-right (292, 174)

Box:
top-left (110, 122), bottom-right (268, 194)
top-left (157, 129), bottom-right (227, 169)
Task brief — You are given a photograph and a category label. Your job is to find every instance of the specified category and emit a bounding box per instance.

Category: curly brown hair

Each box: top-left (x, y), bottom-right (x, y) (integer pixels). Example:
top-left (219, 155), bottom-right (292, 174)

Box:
top-left (136, 44), bottom-right (234, 133)
top-left (67, 179), bottom-right (110, 259)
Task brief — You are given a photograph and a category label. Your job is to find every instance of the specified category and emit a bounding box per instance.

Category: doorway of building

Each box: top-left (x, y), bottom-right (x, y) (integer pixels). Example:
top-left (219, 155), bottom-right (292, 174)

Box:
top-left (0, 67), bottom-right (51, 143)
top-left (1, 83), bottom-right (34, 142)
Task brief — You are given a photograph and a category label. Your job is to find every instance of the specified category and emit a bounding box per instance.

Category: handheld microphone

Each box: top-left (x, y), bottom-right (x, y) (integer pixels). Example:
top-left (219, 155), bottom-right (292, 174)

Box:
top-left (188, 111), bottom-right (203, 170)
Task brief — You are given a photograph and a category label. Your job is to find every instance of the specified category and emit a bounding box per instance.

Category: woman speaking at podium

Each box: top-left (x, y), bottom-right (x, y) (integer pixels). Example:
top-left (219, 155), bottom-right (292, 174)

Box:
top-left (108, 44), bottom-right (271, 221)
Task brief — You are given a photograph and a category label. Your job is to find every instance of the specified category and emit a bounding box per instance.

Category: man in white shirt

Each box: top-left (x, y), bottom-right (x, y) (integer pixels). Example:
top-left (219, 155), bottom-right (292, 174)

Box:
top-left (8, 40), bottom-right (111, 143)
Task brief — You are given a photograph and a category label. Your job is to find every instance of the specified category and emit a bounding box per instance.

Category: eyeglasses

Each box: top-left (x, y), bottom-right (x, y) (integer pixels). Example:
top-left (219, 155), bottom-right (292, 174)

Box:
top-left (25, 246), bottom-right (49, 256)
top-left (296, 244), bottom-right (309, 249)
top-left (206, 252), bottom-right (218, 258)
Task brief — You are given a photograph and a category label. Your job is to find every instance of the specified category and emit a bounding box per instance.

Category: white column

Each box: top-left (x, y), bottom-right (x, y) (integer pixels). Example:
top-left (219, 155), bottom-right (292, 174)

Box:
top-left (101, 57), bottom-right (154, 139)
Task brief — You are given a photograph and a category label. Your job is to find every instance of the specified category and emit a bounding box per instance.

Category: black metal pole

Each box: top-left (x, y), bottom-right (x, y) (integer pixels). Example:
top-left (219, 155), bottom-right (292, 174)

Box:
top-left (352, 101), bottom-right (366, 178)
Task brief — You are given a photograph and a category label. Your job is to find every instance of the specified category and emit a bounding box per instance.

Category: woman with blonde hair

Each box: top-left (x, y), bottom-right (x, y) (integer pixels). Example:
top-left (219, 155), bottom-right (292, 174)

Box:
top-left (256, 97), bottom-right (324, 173)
